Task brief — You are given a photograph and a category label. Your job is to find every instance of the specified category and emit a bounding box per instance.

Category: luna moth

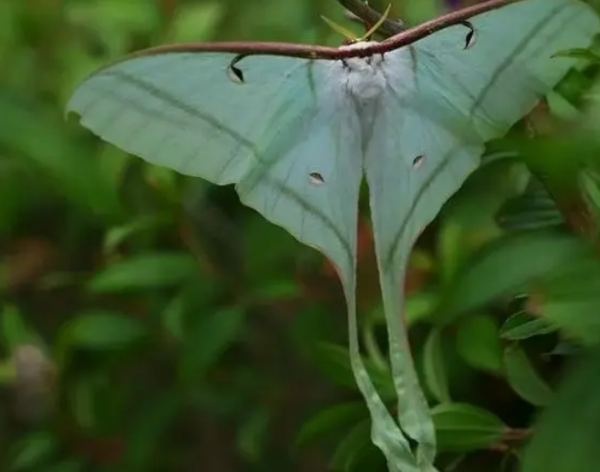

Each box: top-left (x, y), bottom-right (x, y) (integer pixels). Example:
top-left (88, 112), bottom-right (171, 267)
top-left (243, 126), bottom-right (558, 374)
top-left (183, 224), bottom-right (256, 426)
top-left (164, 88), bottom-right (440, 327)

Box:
top-left (66, 0), bottom-right (599, 470)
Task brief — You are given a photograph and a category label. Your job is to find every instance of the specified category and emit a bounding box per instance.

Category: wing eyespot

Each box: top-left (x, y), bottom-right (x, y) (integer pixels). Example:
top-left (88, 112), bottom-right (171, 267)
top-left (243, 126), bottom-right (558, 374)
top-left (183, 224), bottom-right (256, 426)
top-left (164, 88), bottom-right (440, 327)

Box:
top-left (227, 55), bottom-right (246, 84)
top-left (309, 172), bottom-right (325, 185)
top-left (412, 155), bottom-right (425, 169)
top-left (461, 21), bottom-right (477, 49)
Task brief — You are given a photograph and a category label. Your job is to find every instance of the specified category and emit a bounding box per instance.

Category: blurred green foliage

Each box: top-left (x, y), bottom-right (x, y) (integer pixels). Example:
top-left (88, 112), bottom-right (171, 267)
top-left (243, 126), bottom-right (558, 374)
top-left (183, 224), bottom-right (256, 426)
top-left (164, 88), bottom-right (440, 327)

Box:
top-left (2, 0), bottom-right (600, 471)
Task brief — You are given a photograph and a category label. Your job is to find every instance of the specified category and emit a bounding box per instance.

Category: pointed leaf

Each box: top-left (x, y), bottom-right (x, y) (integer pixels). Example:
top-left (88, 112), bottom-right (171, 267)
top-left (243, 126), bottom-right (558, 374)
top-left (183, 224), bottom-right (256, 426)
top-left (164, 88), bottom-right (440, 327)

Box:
top-left (166, 2), bottom-right (223, 42)
top-left (123, 392), bottom-right (181, 469)
top-left (179, 306), bottom-right (244, 384)
top-left (439, 231), bottom-right (589, 320)
top-left (504, 344), bottom-right (553, 406)
top-left (103, 214), bottom-right (173, 254)
top-left (538, 258), bottom-right (600, 344)
top-left (0, 305), bottom-right (37, 352)
top-left (0, 93), bottom-right (123, 221)
top-left (496, 177), bottom-right (564, 231)
top-left (500, 312), bottom-right (558, 341)
top-left (456, 314), bottom-right (503, 374)
top-left (522, 344), bottom-right (600, 472)
top-left (296, 402), bottom-right (366, 448)
top-left (11, 431), bottom-right (58, 470)
top-left (237, 407), bottom-right (271, 462)
top-left (60, 311), bottom-right (146, 351)
top-left (330, 420), bottom-right (372, 472)
top-left (423, 328), bottom-right (451, 403)
top-left (552, 47), bottom-right (600, 64)
top-left (88, 252), bottom-right (197, 293)
top-left (432, 403), bottom-right (507, 452)
top-left (579, 168), bottom-right (600, 226)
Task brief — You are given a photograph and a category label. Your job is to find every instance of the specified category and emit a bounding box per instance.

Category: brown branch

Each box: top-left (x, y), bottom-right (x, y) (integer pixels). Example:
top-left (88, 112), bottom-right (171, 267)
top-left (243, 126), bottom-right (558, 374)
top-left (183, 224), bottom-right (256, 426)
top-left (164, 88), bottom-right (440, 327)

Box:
top-left (336, 0), bottom-right (405, 37)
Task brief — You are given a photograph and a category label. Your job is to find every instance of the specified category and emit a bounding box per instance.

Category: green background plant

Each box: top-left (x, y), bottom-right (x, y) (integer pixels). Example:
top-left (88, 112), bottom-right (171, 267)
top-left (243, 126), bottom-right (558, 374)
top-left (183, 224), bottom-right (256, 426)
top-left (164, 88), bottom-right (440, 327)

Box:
top-left (2, 0), bottom-right (600, 471)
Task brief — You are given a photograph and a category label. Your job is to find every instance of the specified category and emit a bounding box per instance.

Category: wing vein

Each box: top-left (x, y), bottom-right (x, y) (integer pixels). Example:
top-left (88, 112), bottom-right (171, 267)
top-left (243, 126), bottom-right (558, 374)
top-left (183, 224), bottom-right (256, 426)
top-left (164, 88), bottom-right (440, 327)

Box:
top-left (104, 70), bottom-right (259, 155)
top-left (469, 2), bottom-right (568, 117)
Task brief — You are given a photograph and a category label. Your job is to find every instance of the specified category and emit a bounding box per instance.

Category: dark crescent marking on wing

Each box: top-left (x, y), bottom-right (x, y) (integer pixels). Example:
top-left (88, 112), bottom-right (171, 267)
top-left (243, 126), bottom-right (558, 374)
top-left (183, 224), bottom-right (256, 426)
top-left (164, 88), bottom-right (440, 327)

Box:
top-left (461, 21), bottom-right (476, 49)
top-left (412, 154), bottom-right (425, 168)
top-left (309, 172), bottom-right (325, 185)
top-left (227, 54), bottom-right (246, 83)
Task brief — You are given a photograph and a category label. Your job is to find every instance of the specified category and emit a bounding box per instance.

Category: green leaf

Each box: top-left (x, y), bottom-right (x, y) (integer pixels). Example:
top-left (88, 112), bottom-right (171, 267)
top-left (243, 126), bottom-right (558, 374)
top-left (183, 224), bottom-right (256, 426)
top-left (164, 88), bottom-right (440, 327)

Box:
top-left (552, 47), bottom-right (600, 64)
top-left (432, 403), bottom-right (507, 452)
top-left (103, 214), bottom-right (173, 254)
top-left (310, 343), bottom-right (396, 401)
top-left (538, 258), bottom-right (600, 344)
top-left (496, 177), bottom-right (564, 232)
top-left (547, 339), bottom-right (583, 357)
top-left (437, 220), bottom-right (465, 285)
top-left (0, 159), bottom-right (32, 234)
top-left (500, 312), bottom-right (558, 341)
top-left (88, 252), bottom-right (197, 293)
top-left (296, 402), bottom-right (366, 448)
top-left (66, 0), bottom-right (159, 57)
top-left (60, 311), bottom-right (146, 351)
top-left (166, 2), bottom-right (223, 42)
top-left (456, 314), bottom-right (503, 374)
top-left (423, 328), bottom-right (451, 403)
top-left (11, 431), bottom-right (58, 470)
top-left (0, 359), bottom-right (16, 384)
top-left (369, 290), bottom-right (438, 328)
top-left (522, 344), bottom-right (600, 472)
top-left (0, 1), bottom-right (17, 57)
top-left (179, 306), bottom-right (244, 384)
top-left (579, 168), bottom-right (600, 230)
top-left (405, 291), bottom-right (438, 326)
top-left (0, 305), bottom-right (36, 353)
top-left (0, 93), bottom-right (123, 222)
top-left (69, 376), bottom-right (96, 431)
top-left (251, 279), bottom-right (302, 302)
top-left (439, 231), bottom-right (589, 320)
top-left (554, 66), bottom-right (597, 109)
top-left (43, 459), bottom-right (85, 472)
top-left (242, 217), bottom-right (303, 280)
top-left (504, 345), bottom-right (553, 406)
top-left (161, 292), bottom-right (186, 341)
top-left (161, 277), bottom-right (218, 343)
top-left (237, 407), bottom-right (270, 463)
top-left (329, 420), bottom-right (372, 472)
top-left (123, 392), bottom-right (181, 470)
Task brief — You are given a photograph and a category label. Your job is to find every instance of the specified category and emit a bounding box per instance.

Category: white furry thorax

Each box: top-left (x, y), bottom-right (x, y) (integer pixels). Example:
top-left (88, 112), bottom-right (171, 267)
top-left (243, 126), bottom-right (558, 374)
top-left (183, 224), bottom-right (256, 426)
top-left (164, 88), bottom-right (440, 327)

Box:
top-left (335, 40), bottom-right (414, 101)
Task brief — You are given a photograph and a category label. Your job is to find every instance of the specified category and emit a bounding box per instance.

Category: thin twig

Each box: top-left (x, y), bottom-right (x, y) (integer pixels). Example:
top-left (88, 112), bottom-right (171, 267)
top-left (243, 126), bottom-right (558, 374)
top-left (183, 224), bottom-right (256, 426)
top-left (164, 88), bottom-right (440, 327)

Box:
top-left (336, 0), bottom-right (405, 37)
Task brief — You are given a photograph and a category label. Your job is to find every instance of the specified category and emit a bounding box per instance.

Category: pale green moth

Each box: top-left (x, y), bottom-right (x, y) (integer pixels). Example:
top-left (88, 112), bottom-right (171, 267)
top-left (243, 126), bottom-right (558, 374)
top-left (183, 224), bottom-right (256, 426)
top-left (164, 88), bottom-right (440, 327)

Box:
top-left (66, 0), bottom-right (599, 470)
